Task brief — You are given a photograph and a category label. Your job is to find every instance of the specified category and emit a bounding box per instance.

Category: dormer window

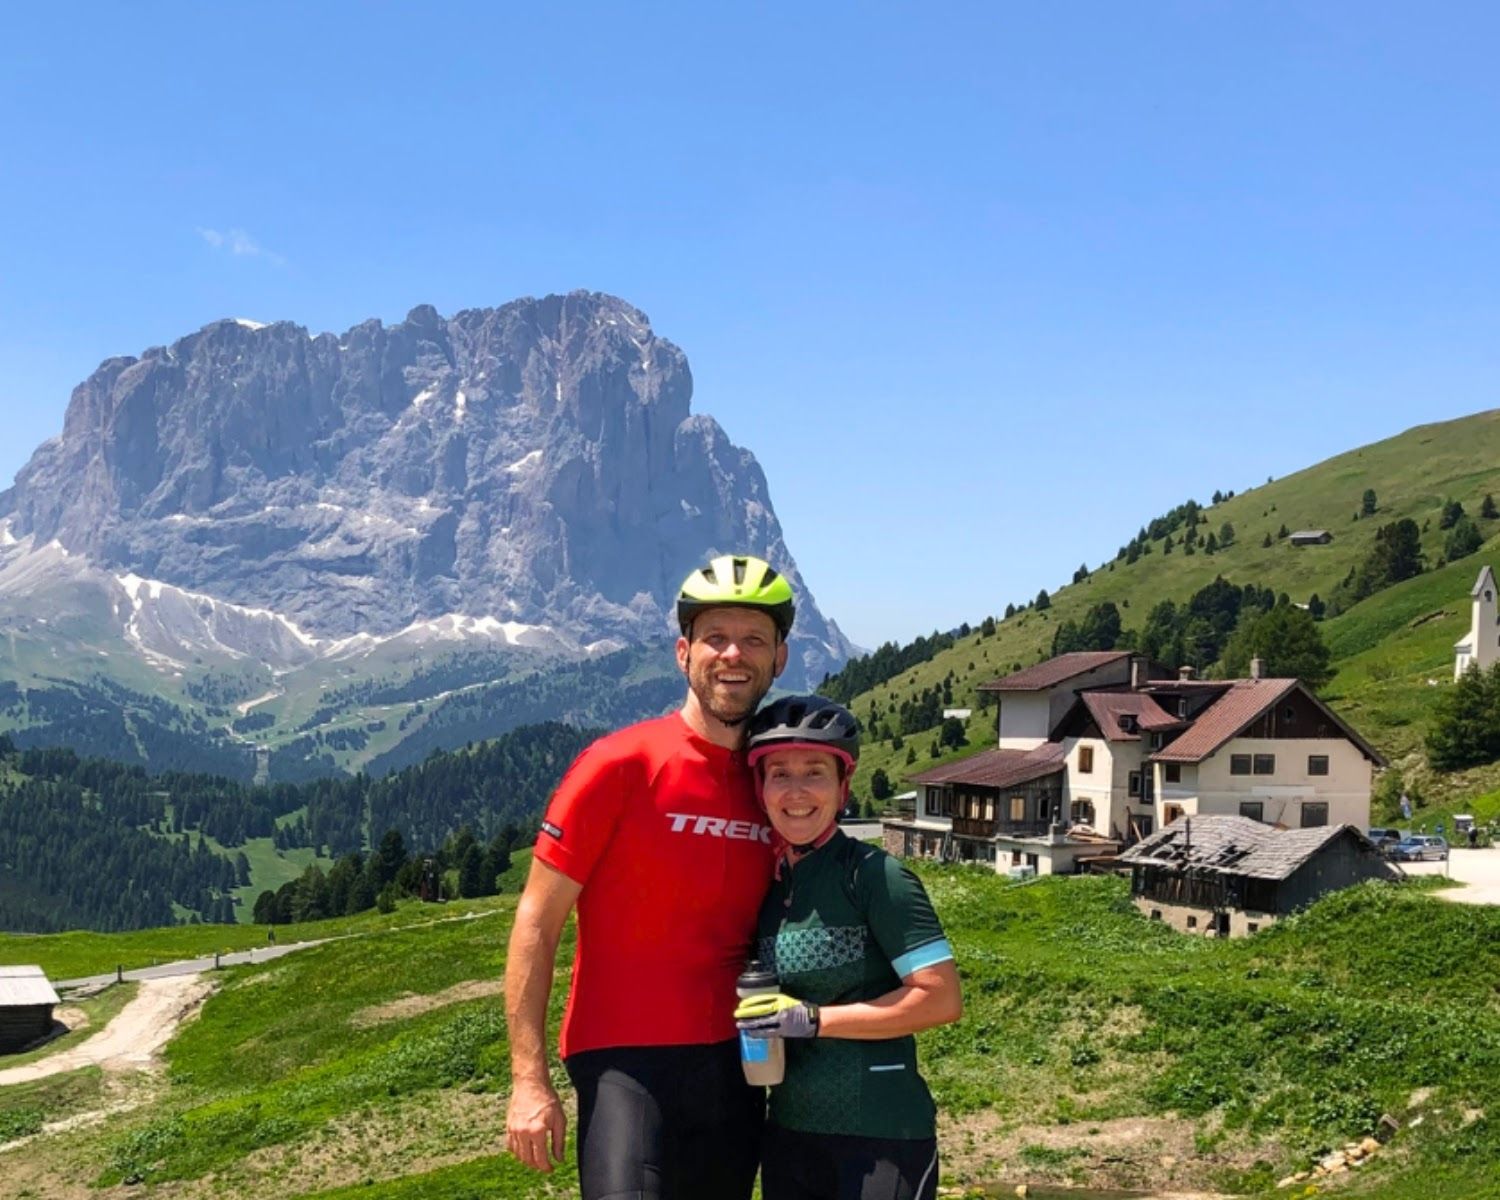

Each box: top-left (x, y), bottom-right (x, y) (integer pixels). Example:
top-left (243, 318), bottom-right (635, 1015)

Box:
top-left (1118, 714), bottom-right (1138, 734)
top-left (1487, 590), bottom-right (1493, 602)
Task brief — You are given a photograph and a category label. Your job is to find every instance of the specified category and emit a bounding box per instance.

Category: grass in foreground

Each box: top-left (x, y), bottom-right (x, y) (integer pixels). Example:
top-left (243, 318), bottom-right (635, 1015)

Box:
top-left (17, 867), bottom-right (1477, 1200)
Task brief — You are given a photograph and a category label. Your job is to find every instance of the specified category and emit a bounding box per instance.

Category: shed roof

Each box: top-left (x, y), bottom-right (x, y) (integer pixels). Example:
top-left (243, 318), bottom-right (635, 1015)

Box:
top-left (980, 651), bottom-right (1133, 692)
top-left (0, 965), bottom-right (61, 1007)
top-left (1118, 815), bottom-right (1397, 882)
top-left (908, 742), bottom-right (1066, 789)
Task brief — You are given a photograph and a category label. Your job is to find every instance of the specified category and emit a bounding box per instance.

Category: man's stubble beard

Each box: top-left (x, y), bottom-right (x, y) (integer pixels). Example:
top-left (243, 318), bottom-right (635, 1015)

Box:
top-left (686, 651), bottom-right (773, 727)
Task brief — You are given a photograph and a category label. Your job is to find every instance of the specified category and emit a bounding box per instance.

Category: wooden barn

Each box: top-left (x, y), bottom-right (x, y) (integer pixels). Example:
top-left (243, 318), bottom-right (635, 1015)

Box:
top-left (1118, 815), bottom-right (1400, 937)
top-left (0, 965), bottom-right (61, 1053)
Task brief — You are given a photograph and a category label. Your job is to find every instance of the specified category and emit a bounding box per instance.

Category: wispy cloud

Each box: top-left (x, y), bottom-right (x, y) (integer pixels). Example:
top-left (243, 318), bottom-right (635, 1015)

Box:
top-left (196, 226), bottom-right (286, 267)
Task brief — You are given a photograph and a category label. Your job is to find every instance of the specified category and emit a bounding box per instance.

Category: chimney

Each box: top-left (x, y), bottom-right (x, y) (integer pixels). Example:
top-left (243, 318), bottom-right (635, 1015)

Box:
top-left (1130, 656), bottom-right (1145, 690)
top-left (1250, 656), bottom-right (1264, 680)
top-left (1177, 665), bottom-right (1195, 681)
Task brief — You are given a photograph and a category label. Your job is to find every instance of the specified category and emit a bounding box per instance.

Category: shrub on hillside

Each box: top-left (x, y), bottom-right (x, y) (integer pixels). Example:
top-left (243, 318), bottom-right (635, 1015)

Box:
top-left (1426, 664), bottom-right (1500, 771)
top-left (1445, 516), bottom-right (1484, 562)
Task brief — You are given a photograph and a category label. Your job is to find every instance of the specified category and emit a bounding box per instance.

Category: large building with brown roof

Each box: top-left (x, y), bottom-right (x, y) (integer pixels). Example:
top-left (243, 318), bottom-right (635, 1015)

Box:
top-left (883, 651), bottom-right (1384, 877)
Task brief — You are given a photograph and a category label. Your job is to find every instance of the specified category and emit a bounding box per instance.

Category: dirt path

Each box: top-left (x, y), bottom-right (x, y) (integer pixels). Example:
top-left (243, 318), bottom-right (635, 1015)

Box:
top-left (0, 974), bottom-right (213, 1086)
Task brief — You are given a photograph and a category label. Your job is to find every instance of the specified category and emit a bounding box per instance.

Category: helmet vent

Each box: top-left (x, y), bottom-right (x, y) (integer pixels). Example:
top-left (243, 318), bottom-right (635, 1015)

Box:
top-left (732, 557), bottom-right (748, 586)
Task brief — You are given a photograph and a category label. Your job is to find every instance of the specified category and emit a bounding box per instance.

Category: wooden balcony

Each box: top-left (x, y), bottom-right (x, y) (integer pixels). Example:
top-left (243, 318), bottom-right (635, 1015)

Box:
top-left (952, 817), bottom-right (1053, 839)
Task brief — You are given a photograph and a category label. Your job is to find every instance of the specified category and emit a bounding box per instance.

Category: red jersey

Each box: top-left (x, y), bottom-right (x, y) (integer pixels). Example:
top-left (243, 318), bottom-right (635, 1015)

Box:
top-left (534, 712), bottom-right (775, 1057)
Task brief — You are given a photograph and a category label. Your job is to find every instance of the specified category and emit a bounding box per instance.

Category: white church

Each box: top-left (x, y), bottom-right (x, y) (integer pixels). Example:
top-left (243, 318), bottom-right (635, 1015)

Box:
top-left (1453, 565), bottom-right (1498, 679)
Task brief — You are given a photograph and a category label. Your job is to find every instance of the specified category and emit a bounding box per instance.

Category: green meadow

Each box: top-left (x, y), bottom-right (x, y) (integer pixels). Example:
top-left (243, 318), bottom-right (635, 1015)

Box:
top-left (3, 864), bottom-right (1495, 1199)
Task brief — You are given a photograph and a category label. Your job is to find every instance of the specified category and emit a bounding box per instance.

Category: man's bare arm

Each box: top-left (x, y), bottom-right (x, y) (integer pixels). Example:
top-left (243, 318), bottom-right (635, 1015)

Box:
top-left (504, 856), bottom-right (584, 1173)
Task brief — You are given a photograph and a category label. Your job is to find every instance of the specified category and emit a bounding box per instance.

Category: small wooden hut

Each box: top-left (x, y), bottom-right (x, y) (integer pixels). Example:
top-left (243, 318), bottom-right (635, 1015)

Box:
top-left (0, 965), bottom-right (61, 1053)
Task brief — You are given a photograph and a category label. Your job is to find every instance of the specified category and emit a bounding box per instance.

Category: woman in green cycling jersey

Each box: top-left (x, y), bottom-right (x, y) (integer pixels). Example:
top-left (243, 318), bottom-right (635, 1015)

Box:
top-left (736, 695), bottom-right (962, 1200)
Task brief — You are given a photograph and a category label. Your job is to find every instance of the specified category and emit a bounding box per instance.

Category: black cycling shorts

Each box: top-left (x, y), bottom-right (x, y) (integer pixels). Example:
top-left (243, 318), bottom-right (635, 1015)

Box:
top-left (564, 1040), bottom-right (763, 1200)
top-left (761, 1123), bottom-right (939, 1200)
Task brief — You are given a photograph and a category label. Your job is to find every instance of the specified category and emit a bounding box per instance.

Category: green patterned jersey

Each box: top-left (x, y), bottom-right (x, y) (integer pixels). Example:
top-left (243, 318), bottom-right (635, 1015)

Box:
top-left (755, 830), bottom-right (954, 1139)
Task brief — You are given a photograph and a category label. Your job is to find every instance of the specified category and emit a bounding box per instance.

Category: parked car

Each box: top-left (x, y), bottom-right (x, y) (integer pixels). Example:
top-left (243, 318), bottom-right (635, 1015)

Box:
top-left (1366, 827), bottom-right (1403, 856)
top-left (1393, 835), bottom-right (1448, 862)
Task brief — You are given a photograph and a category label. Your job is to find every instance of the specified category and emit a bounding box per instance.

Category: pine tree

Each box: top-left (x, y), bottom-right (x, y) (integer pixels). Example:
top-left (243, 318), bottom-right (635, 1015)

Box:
top-left (1484, 494), bottom-right (1499, 520)
top-left (1035, 589), bottom-right (1051, 610)
top-left (1219, 522), bottom-right (1235, 547)
top-left (1361, 488), bottom-right (1377, 516)
top-left (1220, 605), bottom-right (1332, 689)
top-left (1445, 516), bottom-right (1483, 562)
top-left (1426, 664), bottom-right (1500, 770)
top-left (1262, 532), bottom-right (1273, 548)
top-left (1440, 498), bottom-right (1466, 530)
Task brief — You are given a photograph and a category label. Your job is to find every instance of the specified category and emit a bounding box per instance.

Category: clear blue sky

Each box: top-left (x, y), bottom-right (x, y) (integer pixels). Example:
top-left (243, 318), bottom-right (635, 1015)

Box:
top-left (3, 4), bottom-right (1499, 649)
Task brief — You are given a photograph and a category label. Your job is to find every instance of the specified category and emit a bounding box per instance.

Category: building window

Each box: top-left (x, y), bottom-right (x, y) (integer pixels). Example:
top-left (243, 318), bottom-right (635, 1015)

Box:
top-left (1186, 914), bottom-right (1198, 929)
top-left (1240, 800), bottom-right (1265, 822)
top-left (1230, 754), bottom-right (1252, 775)
top-left (1143, 772), bottom-right (1156, 800)
top-left (1164, 803), bottom-right (1184, 825)
top-left (1078, 745), bottom-right (1094, 773)
top-left (1177, 698), bottom-right (1188, 717)
top-left (925, 788), bottom-right (940, 816)
top-left (1165, 763), bottom-right (1181, 783)
top-left (1301, 802), bottom-right (1329, 828)
top-left (984, 797), bottom-right (995, 822)
top-left (1247, 922), bottom-right (1260, 934)
top-left (1307, 755), bottom-right (1329, 776)
top-left (1150, 732), bottom-right (1164, 750)
top-left (1253, 754), bottom-right (1276, 775)
top-left (1282, 706), bottom-right (1297, 722)
top-left (1150, 909), bottom-right (1162, 920)
top-left (1128, 771), bottom-right (1141, 797)
top-left (1009, 795), bottom-right (1025, 822)
top-left (1071, 800), bottom-right (1095, 825)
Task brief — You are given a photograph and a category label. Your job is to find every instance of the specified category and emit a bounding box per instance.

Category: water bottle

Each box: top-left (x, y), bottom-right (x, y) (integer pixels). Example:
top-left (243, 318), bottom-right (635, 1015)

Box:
top-left (736, 960), bottom-right (785, 1086)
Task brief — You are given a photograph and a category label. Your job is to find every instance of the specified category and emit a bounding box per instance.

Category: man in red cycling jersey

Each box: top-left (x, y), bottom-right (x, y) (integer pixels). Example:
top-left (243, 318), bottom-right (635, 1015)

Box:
top-left (505, 553), bottom-right (795, 1199)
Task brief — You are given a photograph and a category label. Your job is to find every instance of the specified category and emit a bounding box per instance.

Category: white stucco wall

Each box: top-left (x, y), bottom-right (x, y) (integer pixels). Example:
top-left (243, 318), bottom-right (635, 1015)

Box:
top-left (997, 694), bottom-right (1052, 748)
top-left (1185, 737), bottom-right (1372, 829)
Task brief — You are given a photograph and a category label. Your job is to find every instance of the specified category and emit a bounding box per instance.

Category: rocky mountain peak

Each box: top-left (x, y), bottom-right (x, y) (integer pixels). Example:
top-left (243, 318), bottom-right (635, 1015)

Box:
top-left (0, 291), bottom-right (851, 685)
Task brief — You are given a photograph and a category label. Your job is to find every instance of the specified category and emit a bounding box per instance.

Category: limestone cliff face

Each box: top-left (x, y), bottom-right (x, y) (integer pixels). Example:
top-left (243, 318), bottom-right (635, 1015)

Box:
top-left (0, 292), bottom-right (851, 684)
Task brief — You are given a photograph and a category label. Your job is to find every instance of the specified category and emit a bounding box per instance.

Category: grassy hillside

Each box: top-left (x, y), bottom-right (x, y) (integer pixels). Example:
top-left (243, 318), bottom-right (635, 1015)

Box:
top-left (842, 409), bottom-right (1500, 808)
top-left (3, 866), bottom-right (1495, 1199)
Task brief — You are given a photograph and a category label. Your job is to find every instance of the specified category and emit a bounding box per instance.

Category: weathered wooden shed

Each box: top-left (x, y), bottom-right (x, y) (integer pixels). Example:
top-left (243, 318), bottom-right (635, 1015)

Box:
top-left (0, 965), bottom-right (61, 1053)
top-left (1118, 815), bottom-right (1400, 936)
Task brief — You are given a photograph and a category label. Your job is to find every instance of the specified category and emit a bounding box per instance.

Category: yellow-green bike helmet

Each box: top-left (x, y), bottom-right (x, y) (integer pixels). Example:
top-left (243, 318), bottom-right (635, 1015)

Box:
top-left (676, 553), bottom-right (796, 638)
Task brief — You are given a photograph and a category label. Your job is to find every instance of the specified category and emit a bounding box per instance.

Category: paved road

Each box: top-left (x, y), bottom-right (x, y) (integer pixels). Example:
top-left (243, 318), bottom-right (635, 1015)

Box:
top-left (1400, 846), bottom-right (1500, 904)
top-left (56, 907), bottom-right (503, 991)
top-left (58, 938), bottom-right (333, 990)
